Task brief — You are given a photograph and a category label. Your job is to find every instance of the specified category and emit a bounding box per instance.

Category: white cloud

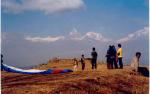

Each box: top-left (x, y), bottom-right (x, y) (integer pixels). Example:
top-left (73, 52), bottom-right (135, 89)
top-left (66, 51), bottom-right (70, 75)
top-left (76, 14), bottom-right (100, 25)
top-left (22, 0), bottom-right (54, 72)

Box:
top-left (2, 0), bottom-right (85, 14)
top-left (25, 36), bottom-right (65, 43)
top-left (117, 27), bottom-right (149, 43)
top-left (84, 32), bottom-right (104, 41)
top-left (24, 27), bottom-right (149, 43)
top-left (25, 28), bottom-right (112, 43)
top-left (83, 32), bottom-right (112, 42)
top-left (68, 28), bottom-right (112, 42)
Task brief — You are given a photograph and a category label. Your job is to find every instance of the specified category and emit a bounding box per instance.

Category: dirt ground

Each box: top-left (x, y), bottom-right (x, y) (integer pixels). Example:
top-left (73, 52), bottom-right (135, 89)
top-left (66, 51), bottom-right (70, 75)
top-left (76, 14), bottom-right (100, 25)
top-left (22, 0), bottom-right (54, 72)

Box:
top-left (1, 59), bottom-right (149, 94)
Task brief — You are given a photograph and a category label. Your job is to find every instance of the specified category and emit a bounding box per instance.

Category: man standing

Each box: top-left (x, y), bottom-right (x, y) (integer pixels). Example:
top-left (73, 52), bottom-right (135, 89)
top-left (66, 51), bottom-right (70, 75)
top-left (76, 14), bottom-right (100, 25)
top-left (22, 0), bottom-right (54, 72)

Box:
top-left (106, 45), bottom-right (112, 69)
top-left (91, 47), bottom-right (98, 70)
top-left (117, 44), bottom-right (123, 69)
top-left (1, 54), bottom-right (3, 71)
top-left (81, 54), bottom-right (85, 71)
top-left (112, 45), bottom-right (118, 69)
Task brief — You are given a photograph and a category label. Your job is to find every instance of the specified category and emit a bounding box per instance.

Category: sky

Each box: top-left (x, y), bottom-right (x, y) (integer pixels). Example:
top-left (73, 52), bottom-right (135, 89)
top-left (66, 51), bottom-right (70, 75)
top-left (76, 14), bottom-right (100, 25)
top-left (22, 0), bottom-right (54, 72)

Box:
top-left (1, 0), bottom-right (149, 67)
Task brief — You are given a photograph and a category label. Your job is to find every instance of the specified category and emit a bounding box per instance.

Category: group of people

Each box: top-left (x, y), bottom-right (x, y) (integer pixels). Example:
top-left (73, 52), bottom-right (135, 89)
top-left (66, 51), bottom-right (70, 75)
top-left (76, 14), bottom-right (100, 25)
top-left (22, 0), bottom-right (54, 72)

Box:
top-left (106, 44), bottom-right (123, 69)
top-left (73, 47), bottom-right (98, 71)
top-left (1, 43), bottom-right (142, 73)
top-left (73, 44), bottom-right (122, 71)
top-left (73, 44), bottom-right (142, 74)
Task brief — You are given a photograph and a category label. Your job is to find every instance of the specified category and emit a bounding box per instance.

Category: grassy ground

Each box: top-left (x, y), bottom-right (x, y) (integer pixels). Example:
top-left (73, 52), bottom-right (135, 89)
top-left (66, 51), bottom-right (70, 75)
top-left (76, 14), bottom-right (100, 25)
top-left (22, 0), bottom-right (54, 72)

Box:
top-left (1, 59), bottom-right (149, 94)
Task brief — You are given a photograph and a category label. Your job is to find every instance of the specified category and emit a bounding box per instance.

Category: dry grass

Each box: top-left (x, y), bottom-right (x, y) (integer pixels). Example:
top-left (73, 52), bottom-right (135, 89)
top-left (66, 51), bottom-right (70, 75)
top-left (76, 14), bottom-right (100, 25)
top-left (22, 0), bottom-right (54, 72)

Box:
top-left (1, 59), bottom-right (149, 94)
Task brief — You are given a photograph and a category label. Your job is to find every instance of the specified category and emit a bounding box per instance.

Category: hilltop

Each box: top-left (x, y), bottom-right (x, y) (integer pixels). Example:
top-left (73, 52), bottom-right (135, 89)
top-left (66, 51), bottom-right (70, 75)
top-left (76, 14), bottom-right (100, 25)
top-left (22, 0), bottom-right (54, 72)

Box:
top-left (1, 59), bottom-right (149, 94)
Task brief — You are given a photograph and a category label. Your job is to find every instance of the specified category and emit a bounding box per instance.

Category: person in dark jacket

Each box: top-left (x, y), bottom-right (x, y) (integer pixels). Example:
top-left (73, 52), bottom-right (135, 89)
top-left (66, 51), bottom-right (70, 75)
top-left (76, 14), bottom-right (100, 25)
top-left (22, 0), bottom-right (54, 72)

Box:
top-left (106, 45), bottom-right (118, 69)
top-left (91, 47), bottom-right (98, 70)
top-left (1, 54), bottom-right (3, 71)
top-left (106, 45), bottom-right (112, 69)
top-left (81, 54), bottom-right (85, 71)
top-left (112, 45), bottom-right (118, 69)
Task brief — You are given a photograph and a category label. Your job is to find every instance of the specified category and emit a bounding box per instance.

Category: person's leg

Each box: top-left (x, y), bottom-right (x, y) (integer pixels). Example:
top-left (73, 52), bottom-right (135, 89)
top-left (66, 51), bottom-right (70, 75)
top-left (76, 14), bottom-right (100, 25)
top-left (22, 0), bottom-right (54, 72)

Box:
top-left (110, 58), bottom-right (113, 69)
top-left (74, 65), bottom-right (76, 71)
top-left (111, 62), bottom-right (113, 69)
top-left (118, 58), bottom-right (121, 68)
top-left (112, 58), bottom-right (114, 69)
top-left (107, 62), bottom-right (109, 69)
top-left (114, 62), bottom-right (118, 69)
top-left (113, 58), bottom-right (118, 69)
top-left (93, 62), bottom-right (96, 69)
top-left (81, 63), bottom-right (84, 70)
top-left (118, 58), bottom-right (123, 69)
top-left (91, 60), bottom-right (93, 69)
top-left (76, 66), bottom-right (78, 71)
top-left (95, 62), bottom-right (97, 69)
top-left (93, 59), bottom-right (96, 69)
top-left (83, 63), bottom-right (85, 70)
top-left (107, 58), bottom-right (111, 69)
top-left (92, 59), bottom-right (94, 69)
top-left (107, 59), bottom-right (109, 69)
top-left (109, 63), bottom-right (112, 69)
top-left (75, 65), bottom-right (78, 71)
top-left (95, 59), bottom-right (97, 69)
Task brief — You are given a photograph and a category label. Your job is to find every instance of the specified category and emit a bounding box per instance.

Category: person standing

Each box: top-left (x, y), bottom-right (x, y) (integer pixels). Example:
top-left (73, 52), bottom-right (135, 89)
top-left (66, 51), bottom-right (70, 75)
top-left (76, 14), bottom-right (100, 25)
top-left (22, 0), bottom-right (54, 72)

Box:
top-left (117, 44), bottom-right (123, 69)
top-left (108, 45), bottom-right (115, 69)
top-left (81, 54), bottom-right (85, 71)
top-left (91, 47), bottom-right (98, 70)
top-left (73, 58), bottom-right (78, 71)
top-left (1, 54), bottom-right (3, 71)
top-left (106, 46), bottom-right (112, 69)
top-left (130, 52), bottom-right (141, 72)
top-left (112, 45), bottom-right (118, 69)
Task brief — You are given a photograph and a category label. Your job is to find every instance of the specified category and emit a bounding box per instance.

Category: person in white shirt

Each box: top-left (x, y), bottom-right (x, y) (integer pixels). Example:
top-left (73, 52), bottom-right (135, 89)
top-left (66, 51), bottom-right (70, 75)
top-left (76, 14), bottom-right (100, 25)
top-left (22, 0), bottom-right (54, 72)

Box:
top-left (73, 58), bottom-right (78, 71)
top-left (130, 52), bottom-right (141, 72)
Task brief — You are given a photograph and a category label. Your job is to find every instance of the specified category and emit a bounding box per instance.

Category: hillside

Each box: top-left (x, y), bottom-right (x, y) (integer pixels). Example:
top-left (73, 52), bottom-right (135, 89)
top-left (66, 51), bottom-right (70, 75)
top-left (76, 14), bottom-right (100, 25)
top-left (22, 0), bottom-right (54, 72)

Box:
top-left (1, 59), bottom-right (149, 94)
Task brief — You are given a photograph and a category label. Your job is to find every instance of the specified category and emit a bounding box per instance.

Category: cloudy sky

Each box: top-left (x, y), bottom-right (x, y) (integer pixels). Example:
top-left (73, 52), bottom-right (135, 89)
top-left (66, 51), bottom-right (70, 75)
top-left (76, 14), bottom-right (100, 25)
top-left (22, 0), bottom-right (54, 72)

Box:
top-left (1, 0), bottom-right (149, 67)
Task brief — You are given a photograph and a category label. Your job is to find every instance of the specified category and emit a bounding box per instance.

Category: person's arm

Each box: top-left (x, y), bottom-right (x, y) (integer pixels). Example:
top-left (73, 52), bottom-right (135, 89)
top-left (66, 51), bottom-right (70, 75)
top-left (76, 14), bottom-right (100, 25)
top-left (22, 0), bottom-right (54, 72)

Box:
top-left (117, 49), bottom-right (120, 56)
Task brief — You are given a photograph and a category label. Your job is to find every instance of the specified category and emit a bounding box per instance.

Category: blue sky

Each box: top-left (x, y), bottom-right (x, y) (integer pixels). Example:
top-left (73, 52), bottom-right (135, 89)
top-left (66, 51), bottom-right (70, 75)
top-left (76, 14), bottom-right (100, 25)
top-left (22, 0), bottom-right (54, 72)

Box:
top-left (2, 0), bottom-right (148, 38)
top-left (1, 0), bottom-right (149, 67)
